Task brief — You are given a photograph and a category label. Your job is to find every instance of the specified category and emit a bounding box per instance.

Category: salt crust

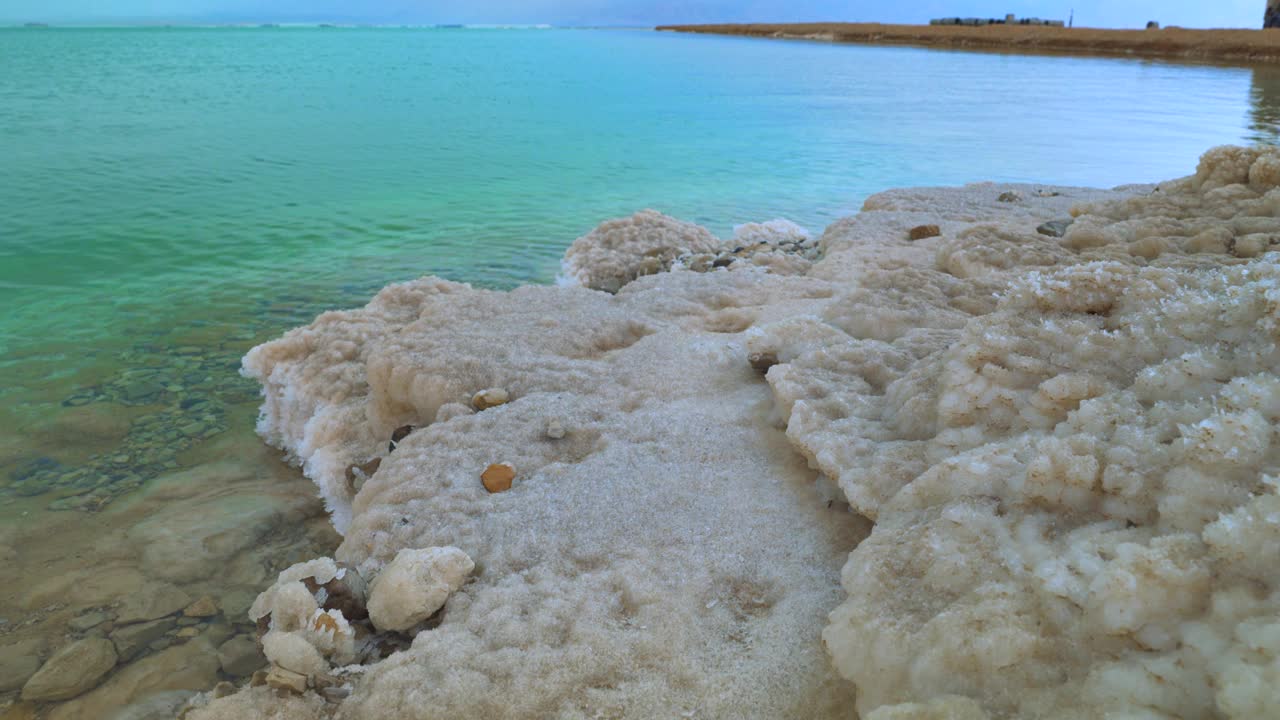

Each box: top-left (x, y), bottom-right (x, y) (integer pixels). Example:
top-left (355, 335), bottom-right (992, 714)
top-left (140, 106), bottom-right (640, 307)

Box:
top-left (205, 145), bottom-right (1280, 718)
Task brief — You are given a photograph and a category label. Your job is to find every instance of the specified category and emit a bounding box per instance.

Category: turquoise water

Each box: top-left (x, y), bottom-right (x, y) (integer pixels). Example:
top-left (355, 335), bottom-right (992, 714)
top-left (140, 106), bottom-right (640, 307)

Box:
top-left (1, 26), bottom-right (1278, 714)
top-left (2, 28), bottom-right (1277, 361)
top-left (3, 24), bottom-right (1277, 518)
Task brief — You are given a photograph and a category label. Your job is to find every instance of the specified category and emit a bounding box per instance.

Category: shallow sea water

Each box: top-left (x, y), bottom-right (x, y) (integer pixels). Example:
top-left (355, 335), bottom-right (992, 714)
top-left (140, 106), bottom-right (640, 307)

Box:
top-left (1, 26), bottom-right (1279, 717)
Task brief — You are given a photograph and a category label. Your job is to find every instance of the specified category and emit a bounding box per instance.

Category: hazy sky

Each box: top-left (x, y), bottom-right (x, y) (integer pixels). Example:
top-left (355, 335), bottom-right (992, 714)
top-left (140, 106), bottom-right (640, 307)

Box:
top-left (0, 1), bottom-right (1264, 29)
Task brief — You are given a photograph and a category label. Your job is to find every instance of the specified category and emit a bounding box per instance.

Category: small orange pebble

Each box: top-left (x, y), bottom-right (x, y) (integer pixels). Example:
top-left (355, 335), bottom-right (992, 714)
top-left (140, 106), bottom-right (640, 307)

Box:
top-left (481, 463), bottom-right (515, 493)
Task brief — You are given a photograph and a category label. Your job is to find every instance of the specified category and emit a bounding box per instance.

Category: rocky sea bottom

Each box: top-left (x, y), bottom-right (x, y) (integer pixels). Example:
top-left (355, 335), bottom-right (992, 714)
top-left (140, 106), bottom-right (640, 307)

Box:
top-left (0, 294), bottom-right (389, 719)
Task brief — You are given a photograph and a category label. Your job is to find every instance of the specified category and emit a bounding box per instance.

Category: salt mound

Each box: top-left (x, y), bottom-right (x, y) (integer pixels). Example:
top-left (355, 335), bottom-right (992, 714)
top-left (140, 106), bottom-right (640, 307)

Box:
top-left (208, 145), bottom-right (1280, 719)
top-left (558, 209), bottom-right (720, 292)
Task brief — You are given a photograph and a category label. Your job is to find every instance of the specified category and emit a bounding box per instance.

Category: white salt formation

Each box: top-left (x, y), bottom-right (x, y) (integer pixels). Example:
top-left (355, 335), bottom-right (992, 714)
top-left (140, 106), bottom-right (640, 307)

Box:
top-left (249, 558), bottom-right (362, 674)
top-left (206, 146), bottom-right (1280, 719)
top-left (558, 208), bottom-right (721, 291)
top-left (366, 546), bottom-right (474, 632)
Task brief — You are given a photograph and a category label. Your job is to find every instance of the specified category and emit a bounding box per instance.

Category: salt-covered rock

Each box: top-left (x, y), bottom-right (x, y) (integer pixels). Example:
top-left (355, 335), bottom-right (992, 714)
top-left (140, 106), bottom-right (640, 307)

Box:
top-left (433, 402), bottom-right (474, 423)
top-left (366, 547), bottom-right (474, 632)
top-left (249, 558), bottom-right (340, 623)
top-left (731, 218), bottom-right (811, 246)
top-left (248, 557), bottom-right (365, 675)
top-left (560, 209), bottom-right (720, 292)
top-left (262, 632), bottom-right (328, 676)
top-left (265, 666), bottom-right (308, 694)
top-left (184, 684), bottom-right (329, 720)
top-left (471, 387), bottom-right (510, 410)
top-left (543, 419), bottom-right (565, 439)
top-left (21, 637), bottom-right (117, 701)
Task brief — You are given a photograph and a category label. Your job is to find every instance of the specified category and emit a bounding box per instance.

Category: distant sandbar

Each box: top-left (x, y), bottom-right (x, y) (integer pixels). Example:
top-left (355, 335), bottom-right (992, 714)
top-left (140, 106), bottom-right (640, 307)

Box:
top-left (656, 22), bottom-right (1280, 64)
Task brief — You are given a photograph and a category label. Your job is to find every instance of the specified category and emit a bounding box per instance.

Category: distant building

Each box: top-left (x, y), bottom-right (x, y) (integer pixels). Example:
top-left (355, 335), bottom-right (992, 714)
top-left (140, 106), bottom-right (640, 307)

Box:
top-left (930, 15), bottom-right (1065, 27)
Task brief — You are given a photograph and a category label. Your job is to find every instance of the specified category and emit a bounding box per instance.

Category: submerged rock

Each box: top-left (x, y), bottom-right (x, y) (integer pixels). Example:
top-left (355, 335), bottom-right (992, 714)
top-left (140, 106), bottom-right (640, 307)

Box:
top-left (22, 637), bottom-right (117, 701)
top-left (116, 583), bottom-right (190, 625)
top-left (68, 610), bottom-right (110, 632)
top-left (46, 639), bottom-right (221, 720)
top-left (0, 638), bottom-right (44, 692)
top-left (216, 630), bottom-right (263, 676)
top-left (183, 596), bottom-right (219, 618)
top-left (111, 617), bottom-right (177, 661)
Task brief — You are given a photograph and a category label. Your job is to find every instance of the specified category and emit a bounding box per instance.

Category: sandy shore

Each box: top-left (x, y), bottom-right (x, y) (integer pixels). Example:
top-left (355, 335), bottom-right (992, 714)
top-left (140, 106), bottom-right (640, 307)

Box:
top-left (656, 22), bottom-right (1280, 64)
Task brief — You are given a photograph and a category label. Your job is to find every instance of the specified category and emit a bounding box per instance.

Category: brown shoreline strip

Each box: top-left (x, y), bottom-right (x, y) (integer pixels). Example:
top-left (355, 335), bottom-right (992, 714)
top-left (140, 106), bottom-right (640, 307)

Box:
top-left (655, 22), bottom-right (1280, 65)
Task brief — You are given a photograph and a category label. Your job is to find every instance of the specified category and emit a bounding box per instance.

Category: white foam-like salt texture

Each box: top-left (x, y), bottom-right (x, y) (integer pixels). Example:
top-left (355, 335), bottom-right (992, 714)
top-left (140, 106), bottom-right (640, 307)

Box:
top-left (732, 218), bottom-right (811, 245)
top-left (204, 145), bottom-right (1280, 719)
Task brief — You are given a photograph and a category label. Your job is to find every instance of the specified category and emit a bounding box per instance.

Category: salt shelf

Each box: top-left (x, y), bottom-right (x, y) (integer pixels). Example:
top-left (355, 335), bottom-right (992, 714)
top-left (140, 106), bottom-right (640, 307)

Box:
top-left (196, 146), bottom-right (1280, 719)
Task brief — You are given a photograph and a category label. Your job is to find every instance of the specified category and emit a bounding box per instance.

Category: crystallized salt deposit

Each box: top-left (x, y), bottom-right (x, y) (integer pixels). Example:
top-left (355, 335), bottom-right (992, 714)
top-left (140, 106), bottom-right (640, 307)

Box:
top-left (207, 145), bottom-right (1280, 719)
top-left (366, 547), bottom-right (474, 632)
top-left (558, 209), bottom-right (721, 292)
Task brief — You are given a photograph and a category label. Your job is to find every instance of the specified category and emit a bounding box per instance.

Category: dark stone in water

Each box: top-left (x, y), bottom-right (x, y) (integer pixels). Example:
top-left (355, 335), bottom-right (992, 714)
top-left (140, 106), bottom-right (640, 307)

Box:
top-left (14, 481), bottom-right (52, 498)
top-left (122, 379), bottom-right (166, 404)
top-left (9, 458), bottom-right (65, 496)
top-left (9, 456), bottom-right (62, 483)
